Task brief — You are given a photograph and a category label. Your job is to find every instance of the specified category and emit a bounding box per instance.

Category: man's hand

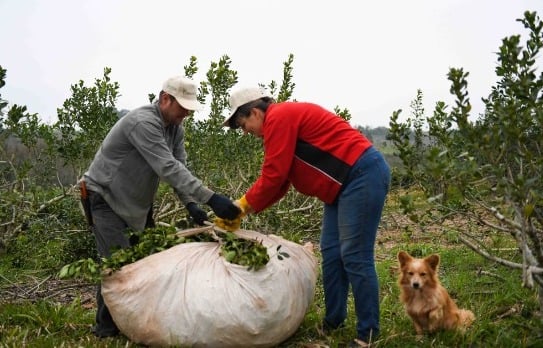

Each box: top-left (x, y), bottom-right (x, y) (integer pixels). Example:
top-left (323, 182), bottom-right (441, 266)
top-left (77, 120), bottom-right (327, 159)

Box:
top-left (186, 202), bottom-right (208, 225)
top-left (206, 193), bottom-right (241, 220)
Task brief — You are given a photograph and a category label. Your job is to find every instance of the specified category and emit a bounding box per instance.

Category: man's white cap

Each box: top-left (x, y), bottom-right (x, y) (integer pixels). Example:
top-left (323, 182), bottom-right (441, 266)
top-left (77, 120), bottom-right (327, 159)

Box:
top-left (223, 87), bottom-right (270, 128)
top-left (162, 76), bottom-right (203, 111)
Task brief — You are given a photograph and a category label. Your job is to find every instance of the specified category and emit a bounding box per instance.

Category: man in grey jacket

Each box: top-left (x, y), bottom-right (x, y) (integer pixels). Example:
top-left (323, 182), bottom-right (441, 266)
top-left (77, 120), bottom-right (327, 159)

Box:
top-left (82, 75), bottom-right (240, 337)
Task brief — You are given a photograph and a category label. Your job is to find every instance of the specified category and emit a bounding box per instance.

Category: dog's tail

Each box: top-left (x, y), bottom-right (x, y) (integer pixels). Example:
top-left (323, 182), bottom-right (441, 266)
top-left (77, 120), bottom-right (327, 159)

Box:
top-left (458, 309), bottom-right (475, 329)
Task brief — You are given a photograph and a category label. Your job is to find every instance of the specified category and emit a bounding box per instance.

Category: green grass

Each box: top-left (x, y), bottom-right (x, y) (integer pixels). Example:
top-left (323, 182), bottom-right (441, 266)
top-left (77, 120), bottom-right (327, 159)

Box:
top-left (2, 244), bottom-right (542, 347)
top-left (2, 209), bottom-right (543, 348)
top-left (279, 244), bottom-right (542, 348)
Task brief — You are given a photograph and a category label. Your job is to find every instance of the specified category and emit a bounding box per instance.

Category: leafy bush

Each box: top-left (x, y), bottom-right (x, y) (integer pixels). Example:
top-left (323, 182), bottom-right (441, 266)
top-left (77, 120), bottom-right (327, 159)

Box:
top-left (387, 10), bottom-right (543, 312)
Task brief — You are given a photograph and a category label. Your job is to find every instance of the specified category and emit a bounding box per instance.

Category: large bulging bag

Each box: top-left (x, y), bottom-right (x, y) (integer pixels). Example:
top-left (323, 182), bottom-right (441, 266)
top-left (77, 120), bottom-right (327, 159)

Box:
top-left (101, 229), bottom-right (318, 347)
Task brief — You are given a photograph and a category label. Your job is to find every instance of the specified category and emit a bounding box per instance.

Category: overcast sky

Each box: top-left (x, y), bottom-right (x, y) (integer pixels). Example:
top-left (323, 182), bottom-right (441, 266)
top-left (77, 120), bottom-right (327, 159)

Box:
top-left (1, 0), bottom-right (541, 128)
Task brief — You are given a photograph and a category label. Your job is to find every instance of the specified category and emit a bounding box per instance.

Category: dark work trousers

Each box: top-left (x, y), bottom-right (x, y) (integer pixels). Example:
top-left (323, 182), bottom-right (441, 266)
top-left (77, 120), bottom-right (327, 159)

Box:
top-left (88, 190), bottom-right (154, 336)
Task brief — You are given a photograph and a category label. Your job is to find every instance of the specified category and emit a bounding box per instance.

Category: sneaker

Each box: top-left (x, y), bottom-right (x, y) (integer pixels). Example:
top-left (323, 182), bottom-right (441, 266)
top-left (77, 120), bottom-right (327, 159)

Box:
top-left (348, 338), bottom-right (370, 347)
top-left (317, 320), bottom-right (345, 336)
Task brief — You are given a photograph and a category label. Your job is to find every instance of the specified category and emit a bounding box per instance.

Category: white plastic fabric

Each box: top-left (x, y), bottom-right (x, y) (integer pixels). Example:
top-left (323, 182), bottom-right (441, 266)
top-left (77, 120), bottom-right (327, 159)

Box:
top-left (101, 229), bottom-right (318, 347)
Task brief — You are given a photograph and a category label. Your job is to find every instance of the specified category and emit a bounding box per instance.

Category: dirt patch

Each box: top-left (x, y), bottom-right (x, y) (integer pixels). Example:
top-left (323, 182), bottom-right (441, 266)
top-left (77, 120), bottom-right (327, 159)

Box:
top-left (0, 276), bottom-right (96, 308)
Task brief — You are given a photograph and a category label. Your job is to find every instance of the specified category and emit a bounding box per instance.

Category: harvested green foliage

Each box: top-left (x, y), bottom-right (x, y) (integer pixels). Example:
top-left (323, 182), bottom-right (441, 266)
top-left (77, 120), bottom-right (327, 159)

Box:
top-left (220, 232), bottom-right (270, 271)
top-left (102, 226), bottom-right (210, 272)
top-left (58, 257), bottom-right (100, 282)
top-left (59, 226), bottom-right (275, 280)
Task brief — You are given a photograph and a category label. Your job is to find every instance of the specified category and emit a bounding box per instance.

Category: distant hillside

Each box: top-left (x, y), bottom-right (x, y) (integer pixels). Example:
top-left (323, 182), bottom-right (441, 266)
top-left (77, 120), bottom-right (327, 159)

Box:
top-left (357, 126), bottom-right (402, 168)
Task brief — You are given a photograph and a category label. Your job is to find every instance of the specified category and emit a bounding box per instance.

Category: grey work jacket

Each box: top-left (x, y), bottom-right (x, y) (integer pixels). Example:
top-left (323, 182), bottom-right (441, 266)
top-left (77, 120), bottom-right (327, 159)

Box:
top-left (83, 103), bottom-right (213, 231)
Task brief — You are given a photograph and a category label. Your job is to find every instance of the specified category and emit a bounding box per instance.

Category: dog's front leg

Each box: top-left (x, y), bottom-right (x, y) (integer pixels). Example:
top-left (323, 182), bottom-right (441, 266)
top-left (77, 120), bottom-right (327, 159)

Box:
top-left (413, 320), bottom-right (424, 335)
top-left (428, 307), bottom-right (444, 332)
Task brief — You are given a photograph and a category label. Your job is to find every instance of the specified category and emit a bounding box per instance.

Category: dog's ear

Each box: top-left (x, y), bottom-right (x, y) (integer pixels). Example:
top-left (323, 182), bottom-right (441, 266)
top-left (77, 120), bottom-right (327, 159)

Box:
top-left (397, 251), bottom-right (411, 266)
top-left (425, 254), bottom-right (440, 270)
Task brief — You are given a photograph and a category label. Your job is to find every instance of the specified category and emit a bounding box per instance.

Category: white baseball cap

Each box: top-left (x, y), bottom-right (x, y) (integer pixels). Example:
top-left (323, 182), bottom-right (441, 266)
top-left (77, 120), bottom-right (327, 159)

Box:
top-left (223, 87), bottom-right (270, 128)
top-left (162, 76), bottom-right (203, 111)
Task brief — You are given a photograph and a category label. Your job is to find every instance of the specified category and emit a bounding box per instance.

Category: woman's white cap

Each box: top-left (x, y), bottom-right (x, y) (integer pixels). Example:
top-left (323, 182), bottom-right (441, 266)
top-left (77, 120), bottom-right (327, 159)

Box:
top-left (223, 87), bottom-right (270, 127)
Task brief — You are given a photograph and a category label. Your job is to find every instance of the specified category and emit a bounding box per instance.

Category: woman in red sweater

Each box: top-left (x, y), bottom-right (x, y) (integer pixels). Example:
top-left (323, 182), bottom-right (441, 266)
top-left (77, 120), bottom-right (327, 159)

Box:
top-left (223, 87), bottom-right (390, 347)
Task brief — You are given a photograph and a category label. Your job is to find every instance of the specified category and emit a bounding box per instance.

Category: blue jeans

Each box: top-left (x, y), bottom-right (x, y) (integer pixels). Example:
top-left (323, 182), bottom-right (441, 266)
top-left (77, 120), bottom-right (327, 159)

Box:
top-left (320, 146), bottom-right (390, 342)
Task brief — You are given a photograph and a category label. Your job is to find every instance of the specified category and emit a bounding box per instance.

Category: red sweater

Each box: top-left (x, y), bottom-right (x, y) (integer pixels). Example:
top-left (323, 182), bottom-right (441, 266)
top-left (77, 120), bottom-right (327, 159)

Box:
top-left (245, 102), bottom-right (373, 212)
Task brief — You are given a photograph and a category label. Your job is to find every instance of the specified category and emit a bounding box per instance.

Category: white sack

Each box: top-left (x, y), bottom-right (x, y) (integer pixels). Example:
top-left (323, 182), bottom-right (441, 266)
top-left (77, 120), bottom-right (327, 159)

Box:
top-left (101, 229), bottom-right (318, 347)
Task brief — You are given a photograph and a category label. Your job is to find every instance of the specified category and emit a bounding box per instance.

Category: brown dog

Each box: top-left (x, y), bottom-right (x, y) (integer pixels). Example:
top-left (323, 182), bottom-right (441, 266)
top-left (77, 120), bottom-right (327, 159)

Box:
top-left (397, 251), bottom-right (475, 335)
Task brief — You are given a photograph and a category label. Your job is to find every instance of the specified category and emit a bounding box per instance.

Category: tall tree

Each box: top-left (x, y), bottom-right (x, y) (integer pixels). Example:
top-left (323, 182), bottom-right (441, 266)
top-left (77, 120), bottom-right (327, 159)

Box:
top-left (388, 11), bottom-right (543, 310)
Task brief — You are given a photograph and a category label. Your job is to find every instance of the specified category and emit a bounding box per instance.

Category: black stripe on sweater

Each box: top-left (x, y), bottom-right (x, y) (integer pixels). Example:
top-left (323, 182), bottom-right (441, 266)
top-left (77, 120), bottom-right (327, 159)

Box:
top-left (294, 140), bottom-right (351, 184)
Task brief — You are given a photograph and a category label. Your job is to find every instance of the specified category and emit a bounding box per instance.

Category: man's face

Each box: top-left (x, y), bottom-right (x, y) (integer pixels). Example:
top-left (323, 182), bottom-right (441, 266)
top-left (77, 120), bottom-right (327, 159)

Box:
top-left (162, 94), bottom-right (191, 126)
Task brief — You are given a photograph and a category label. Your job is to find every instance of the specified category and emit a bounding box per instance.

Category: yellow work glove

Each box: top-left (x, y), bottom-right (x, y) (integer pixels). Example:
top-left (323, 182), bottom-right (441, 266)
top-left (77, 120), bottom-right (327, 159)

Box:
top-left (213, 195), bottom-right (251, 232)
top-left (214, 216), bottom-right (242, 232)
top-left (235, 195), bottom-right (252, 215)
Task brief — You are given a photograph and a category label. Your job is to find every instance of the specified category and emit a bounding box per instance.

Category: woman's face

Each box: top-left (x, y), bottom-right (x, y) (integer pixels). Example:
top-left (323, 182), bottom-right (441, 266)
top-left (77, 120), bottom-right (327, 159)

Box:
top-left (237, 109), bottom-right (264, 137)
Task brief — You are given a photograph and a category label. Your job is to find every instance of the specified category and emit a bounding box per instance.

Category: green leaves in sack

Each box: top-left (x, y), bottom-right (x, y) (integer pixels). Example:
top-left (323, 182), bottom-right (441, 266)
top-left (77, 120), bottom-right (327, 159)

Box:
top-left (59, 226), bottom-right (214, 281)
top-left (220, 232), bottom-right (270, 271)
top-left (59, 257), bottom-right (100, 282)
top-left (102, 226), bottom-right (209, 272)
